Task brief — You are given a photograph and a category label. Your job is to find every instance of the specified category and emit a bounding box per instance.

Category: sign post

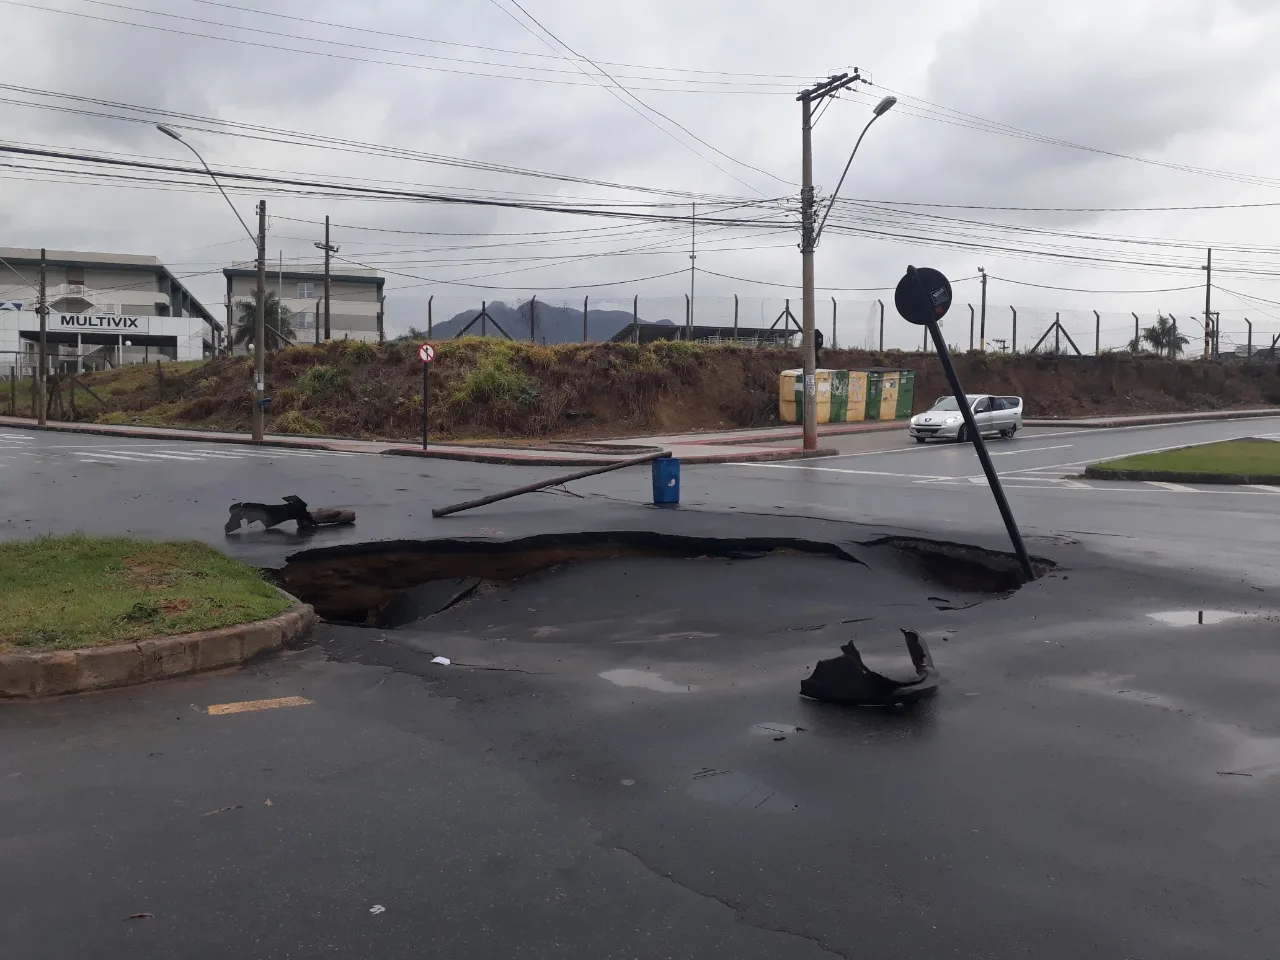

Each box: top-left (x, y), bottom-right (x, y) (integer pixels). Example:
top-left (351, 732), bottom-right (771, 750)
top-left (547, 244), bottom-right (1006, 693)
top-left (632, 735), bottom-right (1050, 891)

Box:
top-left (895, 265), bottom-right (1035, 582)
top-left (418, 342), bottom-right (435, 449)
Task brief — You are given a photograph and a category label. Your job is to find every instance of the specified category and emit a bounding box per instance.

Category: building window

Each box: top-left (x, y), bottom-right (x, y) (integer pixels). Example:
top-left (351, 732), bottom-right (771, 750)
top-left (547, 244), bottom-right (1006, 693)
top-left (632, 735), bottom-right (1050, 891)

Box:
top-left (297, 282), bottom-right (314, 300)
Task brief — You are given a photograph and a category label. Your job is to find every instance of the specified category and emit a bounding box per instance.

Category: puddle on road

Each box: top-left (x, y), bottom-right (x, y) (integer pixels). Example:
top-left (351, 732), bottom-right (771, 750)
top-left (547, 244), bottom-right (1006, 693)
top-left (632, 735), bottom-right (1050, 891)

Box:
top-left (599, 669), bottom-right (698, 693)
top-left (688, 768), bottom-right (797, 812)
top-left (1148, 610), bottom-right (1250, 627)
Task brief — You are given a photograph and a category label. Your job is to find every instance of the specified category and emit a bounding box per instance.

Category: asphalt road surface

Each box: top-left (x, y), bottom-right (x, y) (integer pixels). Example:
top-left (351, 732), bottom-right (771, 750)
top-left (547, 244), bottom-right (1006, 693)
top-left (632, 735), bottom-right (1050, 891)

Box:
top-left (3, 418), bottom-right (1280, 960)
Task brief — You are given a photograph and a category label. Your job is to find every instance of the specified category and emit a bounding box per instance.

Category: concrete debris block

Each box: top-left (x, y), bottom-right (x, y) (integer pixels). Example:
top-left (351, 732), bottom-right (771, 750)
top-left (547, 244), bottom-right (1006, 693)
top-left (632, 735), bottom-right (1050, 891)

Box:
top-left (799, 629), bottom-right (939, 706)
top-left (224, 496), bottom-right (355, 534)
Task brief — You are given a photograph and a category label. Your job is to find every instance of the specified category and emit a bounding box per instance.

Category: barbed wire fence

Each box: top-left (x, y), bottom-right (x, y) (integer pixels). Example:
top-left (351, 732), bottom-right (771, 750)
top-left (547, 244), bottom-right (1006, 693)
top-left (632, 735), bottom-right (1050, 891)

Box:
top-left (385, 293), bottom-right (1280, 359)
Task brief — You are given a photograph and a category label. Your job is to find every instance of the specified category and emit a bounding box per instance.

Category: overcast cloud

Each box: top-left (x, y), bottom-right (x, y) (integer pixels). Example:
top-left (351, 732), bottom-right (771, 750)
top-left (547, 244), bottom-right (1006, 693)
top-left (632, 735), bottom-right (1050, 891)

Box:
top-left (3, 0), bottom-right (1280, 349)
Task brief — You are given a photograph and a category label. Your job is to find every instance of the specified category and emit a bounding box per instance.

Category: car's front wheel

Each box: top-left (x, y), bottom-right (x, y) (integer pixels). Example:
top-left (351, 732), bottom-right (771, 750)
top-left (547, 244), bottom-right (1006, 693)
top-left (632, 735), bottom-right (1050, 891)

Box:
top-left (914, 436), bottom-right (927, 444)
top-left (956, 425), bottom-right (969, 443)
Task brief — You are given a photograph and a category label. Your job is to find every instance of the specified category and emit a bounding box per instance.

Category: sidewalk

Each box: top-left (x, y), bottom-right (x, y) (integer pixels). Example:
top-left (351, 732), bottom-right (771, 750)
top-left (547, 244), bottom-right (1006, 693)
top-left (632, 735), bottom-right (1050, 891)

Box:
top-left (5, 407), bottom-right (1275, 466)
top-left (1024, 408), bottom-right (1280, 429)
top-left (0, 415), bottom-right (869, 465)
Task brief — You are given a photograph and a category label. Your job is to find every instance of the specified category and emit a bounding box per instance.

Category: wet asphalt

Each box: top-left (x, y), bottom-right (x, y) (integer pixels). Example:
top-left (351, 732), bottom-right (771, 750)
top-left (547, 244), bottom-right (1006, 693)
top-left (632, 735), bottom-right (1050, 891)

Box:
top-left (2, 421), bottom-right (1280, 959)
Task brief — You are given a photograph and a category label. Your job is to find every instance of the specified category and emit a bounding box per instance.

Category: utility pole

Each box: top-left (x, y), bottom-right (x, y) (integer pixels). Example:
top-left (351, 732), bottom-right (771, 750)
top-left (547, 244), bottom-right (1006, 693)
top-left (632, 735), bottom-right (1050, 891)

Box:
top-left (36, 248), bottom-right (47, 425)
top-left (978, 266), bottom-right (988, 351)
top-left (252, 200), bottom-right (266, 442)
top-left (798, 72), bottom-right (859, 450)
top-left (689, 203), bottom-right (696, 328)
top-left (1203, 247), bottom-right (1212, 360)
top-left (315, 215), bottom-right (339, 342)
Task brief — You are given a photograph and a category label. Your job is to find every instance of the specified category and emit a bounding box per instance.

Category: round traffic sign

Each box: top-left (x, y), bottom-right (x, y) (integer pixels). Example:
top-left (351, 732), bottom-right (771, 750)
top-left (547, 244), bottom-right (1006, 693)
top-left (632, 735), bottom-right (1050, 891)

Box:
top-left (418, 342), bottom-right (435, 364)
top-left (894, 266), bottom-right (953, 325)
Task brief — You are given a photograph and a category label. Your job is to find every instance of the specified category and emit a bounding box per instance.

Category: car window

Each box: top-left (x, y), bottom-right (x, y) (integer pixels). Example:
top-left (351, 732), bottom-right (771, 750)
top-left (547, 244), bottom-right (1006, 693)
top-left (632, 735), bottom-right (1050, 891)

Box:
top-left (931, 397), bottom-right (960, 411)
top-left (973, 398), bottom-right (991, 413)
top-left (1002, 397), bottom-right (1021, 408)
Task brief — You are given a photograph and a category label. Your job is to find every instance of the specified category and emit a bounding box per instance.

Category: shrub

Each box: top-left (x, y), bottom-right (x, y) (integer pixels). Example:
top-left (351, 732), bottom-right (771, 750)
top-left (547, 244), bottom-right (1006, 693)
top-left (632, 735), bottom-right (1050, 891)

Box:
top-left (274, 411), bottom-right (324, 435)
top-left (340, 340), bottom-right (379, 364)
top-left (453, 351), bottom-right (540, 407)
top-left (296, 364), bottom-right (348, 397)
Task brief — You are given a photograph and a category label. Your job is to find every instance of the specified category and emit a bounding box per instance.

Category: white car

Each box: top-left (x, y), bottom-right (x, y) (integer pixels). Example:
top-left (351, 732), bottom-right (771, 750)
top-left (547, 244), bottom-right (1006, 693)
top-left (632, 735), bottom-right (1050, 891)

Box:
top-left (908, 394), bottom-right (1023, 443)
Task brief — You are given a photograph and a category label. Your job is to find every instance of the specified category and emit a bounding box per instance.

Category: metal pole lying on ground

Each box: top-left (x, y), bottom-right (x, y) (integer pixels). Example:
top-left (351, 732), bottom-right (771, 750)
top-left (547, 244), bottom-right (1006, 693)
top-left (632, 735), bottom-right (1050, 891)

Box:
top-left (432, 451), bottom-right (671, 518)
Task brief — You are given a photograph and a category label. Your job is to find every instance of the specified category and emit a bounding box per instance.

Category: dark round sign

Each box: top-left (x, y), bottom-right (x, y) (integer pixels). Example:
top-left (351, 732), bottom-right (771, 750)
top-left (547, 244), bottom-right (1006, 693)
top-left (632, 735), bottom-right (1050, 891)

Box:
top-left (894, 266), bottom-right (953, 326)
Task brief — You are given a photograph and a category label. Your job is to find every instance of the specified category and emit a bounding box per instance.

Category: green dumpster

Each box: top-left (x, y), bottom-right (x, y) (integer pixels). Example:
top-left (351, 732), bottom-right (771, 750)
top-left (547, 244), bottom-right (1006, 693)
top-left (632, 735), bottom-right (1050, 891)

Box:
top-left (864, 372), bottom-right (884, 421)
top-left (894, 371), bottom-right (915, 419)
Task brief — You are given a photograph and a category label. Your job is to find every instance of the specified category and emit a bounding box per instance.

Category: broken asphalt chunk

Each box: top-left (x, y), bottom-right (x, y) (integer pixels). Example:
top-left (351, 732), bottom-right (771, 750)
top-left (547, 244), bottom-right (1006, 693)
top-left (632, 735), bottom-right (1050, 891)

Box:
top-left (799, 629), bottom-right (939, 706)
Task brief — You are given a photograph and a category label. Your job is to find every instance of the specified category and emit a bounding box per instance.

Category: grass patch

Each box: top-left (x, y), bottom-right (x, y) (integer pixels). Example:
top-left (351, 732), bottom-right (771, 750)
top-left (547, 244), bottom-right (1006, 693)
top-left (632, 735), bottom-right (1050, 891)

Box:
top-left (0, 535), bottom-right (290, 652)
top-left (1090, 439), bottom-right (1280, 478)
top-left (296, 363), bottom-right (348, 397)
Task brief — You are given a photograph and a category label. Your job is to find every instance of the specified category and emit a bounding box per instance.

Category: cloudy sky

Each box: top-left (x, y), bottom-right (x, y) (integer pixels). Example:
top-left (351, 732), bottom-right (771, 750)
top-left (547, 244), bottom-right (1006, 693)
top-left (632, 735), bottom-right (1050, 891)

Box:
top-left (3, 0), bottom-right (1280, 349)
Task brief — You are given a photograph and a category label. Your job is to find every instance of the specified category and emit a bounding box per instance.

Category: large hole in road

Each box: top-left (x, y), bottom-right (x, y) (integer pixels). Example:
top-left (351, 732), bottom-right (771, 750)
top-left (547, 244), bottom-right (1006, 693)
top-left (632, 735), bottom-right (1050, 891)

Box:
top-left (274, 531), bottom-right (1051, 626)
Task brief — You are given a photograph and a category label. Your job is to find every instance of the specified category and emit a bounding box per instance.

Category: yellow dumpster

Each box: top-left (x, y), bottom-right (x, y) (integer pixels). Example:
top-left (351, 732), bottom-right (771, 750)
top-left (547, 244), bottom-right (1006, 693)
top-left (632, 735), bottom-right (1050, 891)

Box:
top-left (879, 371), bottom-right (901, 421)
top-left (779, 369), bottom-right (837, 424)
top-left (846, 371), bottom-right (868, 421)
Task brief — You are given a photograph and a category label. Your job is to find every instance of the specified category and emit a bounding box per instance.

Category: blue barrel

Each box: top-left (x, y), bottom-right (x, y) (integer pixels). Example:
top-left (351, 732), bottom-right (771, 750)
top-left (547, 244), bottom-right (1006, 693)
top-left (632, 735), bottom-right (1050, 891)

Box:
top-left (651, 457), bottom-right (681, 506)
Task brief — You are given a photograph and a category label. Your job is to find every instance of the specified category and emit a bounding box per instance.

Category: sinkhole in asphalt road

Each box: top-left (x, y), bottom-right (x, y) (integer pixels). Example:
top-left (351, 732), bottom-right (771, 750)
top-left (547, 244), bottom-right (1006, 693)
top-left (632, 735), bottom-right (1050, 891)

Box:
top-left (274, 531), bottom-right (1049, 627)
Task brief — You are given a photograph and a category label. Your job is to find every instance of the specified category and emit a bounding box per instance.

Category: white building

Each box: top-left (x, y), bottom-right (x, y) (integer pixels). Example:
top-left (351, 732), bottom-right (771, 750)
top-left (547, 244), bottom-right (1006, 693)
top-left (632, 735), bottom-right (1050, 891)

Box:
top-left (0, 247), bottom-right (219, 377)
top-left (223, 261), bottom-right (385, 346)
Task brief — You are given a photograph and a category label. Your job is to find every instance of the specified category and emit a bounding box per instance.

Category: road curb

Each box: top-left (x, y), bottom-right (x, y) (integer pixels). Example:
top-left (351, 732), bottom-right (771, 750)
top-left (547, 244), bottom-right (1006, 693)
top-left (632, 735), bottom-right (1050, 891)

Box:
top-left (385, 445), bottom-right (840, 466)
top-left (0, 600), bottom-right (316, 699)
top-left (1026, 409), bottom-right (1280, 429)
top-left (1084, 465), bottom-right (1280, 485)
top-left (0, 417), bottom-right (350, 452)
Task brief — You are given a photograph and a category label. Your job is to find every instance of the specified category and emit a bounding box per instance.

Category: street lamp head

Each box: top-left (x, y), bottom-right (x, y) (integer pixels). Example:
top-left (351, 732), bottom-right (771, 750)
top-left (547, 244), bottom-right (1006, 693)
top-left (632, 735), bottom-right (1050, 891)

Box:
top-left (156, 123), bottom-right (184, 142)
top-left (873, 96), bottom-right (897, 117)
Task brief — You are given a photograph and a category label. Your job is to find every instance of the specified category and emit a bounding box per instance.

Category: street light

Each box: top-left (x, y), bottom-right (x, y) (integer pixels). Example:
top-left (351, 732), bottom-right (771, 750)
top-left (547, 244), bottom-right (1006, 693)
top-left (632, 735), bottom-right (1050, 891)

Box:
top-left (798, 88), bottom-right (895, 449)
top-left (813, 96), bottom-right (896, 244)
top-left (156, 123), bottom-right (267, 442)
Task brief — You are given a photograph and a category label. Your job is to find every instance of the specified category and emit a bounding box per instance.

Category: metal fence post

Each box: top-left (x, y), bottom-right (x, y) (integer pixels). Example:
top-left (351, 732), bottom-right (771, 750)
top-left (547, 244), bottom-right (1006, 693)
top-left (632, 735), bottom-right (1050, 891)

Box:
top-left (530, 296), bottom-right (537, 341)
top-left (733, 294), bottom-right (739, 339)
top-left (831, 297), bottom-right (837, 349)
top-left (583, 295), bottom-right (589, 342)
top-left (632, 295), bottom-right (639, 343)
top-left (427, 296), bottom-right (433, 337)
top-left (1245, 318), bottom-right (1252, 358)
top-left (1094, 310), bottom-right (1101, 355)
top-left (1011, 306), bottom-right (1017, 354)
top-left (1132, 313), bottom-right (1139, 354)
top-left (1055, 313), bottom-right (1061, 354)
top-left (877, 299), bottom-right (884, 351)
top-left (968, 304), bottom-right (974, 351)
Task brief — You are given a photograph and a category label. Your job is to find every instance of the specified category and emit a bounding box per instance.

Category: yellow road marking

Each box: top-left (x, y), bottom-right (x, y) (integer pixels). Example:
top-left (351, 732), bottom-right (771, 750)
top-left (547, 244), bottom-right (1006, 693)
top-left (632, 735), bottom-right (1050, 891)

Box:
top-left (206, 696), bottom-right (313, 716)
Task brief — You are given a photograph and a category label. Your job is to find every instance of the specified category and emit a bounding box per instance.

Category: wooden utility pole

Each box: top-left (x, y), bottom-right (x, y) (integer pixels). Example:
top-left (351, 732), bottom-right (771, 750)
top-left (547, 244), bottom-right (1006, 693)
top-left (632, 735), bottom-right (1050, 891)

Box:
top-left (978, 266), bottom-right (988, 351)
top-left (252, 200), bottom-right (266, 442)
top-left (314, 215), bottom-right (339, 342)
top-left (37, 248), bottom-right (47, 425)
top-left (689, 203), bottom-right (696, 327)
top-left (1203, 248), bottom-right (1213, 360)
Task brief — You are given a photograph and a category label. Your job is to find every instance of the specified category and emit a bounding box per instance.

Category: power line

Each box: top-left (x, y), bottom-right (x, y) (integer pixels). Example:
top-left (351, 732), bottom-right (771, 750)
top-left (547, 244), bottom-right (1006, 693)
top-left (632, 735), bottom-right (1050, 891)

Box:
top-left (2, 1), bottom-right (793, 95)
top-left (481, 0), bottom-right (788, 193)
top-left (185, 0), bottom-right (812, 81)
top-left (986, 276), bottom-right (1203, 294)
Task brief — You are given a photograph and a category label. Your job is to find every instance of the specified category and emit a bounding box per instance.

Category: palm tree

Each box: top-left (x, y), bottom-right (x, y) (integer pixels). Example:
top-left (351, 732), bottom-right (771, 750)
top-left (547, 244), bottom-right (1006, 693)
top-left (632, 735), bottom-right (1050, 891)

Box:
top-left (233, 292), bottom-right (295, 351)
top-left (1130, 314), bottom-right (1190, 359)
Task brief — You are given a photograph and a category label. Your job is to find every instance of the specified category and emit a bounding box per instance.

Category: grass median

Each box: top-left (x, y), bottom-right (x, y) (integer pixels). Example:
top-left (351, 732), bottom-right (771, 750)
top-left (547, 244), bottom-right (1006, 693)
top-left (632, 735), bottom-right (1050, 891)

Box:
top-left (1086, 438), bottom-right (1280, 483)
top-left (0, 535), bottom-right (290, 653)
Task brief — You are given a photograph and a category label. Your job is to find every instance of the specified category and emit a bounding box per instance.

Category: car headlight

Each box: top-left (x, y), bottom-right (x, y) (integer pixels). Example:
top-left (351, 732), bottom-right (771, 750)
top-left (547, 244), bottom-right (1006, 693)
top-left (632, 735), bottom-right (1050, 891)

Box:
top-left (944, 416), bottom-right (962, 425)
top-left (909, 415), bottom-right (919, 425)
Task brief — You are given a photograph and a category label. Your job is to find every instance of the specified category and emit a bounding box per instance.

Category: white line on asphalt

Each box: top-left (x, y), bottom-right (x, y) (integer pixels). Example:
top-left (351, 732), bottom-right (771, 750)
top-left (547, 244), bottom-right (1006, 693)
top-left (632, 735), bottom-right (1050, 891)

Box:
top-left (107, 451), bottom-right (207, 462)
top-left (1145, 481), bottom-right (1199, 492)
top-left (73, 452), bottom-right (157, 462)
top-left (1247, 484), bottom-right (1280, 494)
top-left (729, 462), bottom-right (947, 480)
top-left (988, 444), bottom-right (1074, 457)
top-left (999, 432), bottom-right (1270, 477)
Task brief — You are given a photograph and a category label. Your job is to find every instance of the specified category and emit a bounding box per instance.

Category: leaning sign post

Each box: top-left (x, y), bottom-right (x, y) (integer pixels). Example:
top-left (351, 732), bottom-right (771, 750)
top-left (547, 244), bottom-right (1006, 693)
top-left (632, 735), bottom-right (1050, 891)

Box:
top-left (894, 265), bottom-right (1036, 582)
top-left (418, 342), bottom-right (435, 450)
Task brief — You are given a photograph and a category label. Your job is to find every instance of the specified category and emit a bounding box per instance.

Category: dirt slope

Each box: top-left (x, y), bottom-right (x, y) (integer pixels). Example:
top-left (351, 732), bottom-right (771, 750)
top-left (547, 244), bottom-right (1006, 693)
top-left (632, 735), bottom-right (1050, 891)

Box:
top-left (22, 339), bottom-right (1280, 442)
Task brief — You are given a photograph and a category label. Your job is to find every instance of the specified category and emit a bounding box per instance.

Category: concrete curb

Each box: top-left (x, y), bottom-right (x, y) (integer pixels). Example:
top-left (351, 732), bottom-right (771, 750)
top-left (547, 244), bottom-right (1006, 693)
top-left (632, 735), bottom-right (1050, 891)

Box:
top-left (1084, 465), bottom-right (1280, 485)
top-left (0, 417), bottom-right (350, 452)
top-left (385, 445), bottom-right (840, 466)
top-left (1026, 409), bottom-right (1280, 429)
top-left (0, 600), bottom-right (316, 699)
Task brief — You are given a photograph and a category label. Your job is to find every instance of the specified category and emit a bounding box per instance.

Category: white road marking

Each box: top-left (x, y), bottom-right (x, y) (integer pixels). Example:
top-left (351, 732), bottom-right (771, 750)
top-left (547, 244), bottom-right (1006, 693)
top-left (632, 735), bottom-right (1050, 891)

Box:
top-left (988, 444), bottom-right (1074, 457)
top-left (729, 462), bottom-right (947, 480)
top-left (1246, 484), bottom-right (1280, 494)
top-left (107, 451), bottom-right (206, 462)
top-left (1145, 481), bottom-right (1200, 493)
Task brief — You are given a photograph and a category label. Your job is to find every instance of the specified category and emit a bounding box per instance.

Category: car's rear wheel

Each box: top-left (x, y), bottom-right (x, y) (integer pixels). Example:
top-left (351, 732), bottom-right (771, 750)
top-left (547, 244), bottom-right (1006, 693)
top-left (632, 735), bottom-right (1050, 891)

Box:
top-left (956, 425), bottom-right (969, 443)
top-left (1000, 426), bottom-right (1018, 439)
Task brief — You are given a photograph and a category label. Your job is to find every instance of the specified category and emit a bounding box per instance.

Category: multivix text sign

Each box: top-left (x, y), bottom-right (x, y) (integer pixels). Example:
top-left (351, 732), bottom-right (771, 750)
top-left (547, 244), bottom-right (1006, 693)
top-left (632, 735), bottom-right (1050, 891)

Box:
top-left (55, 314), bottom-right (150, 333)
